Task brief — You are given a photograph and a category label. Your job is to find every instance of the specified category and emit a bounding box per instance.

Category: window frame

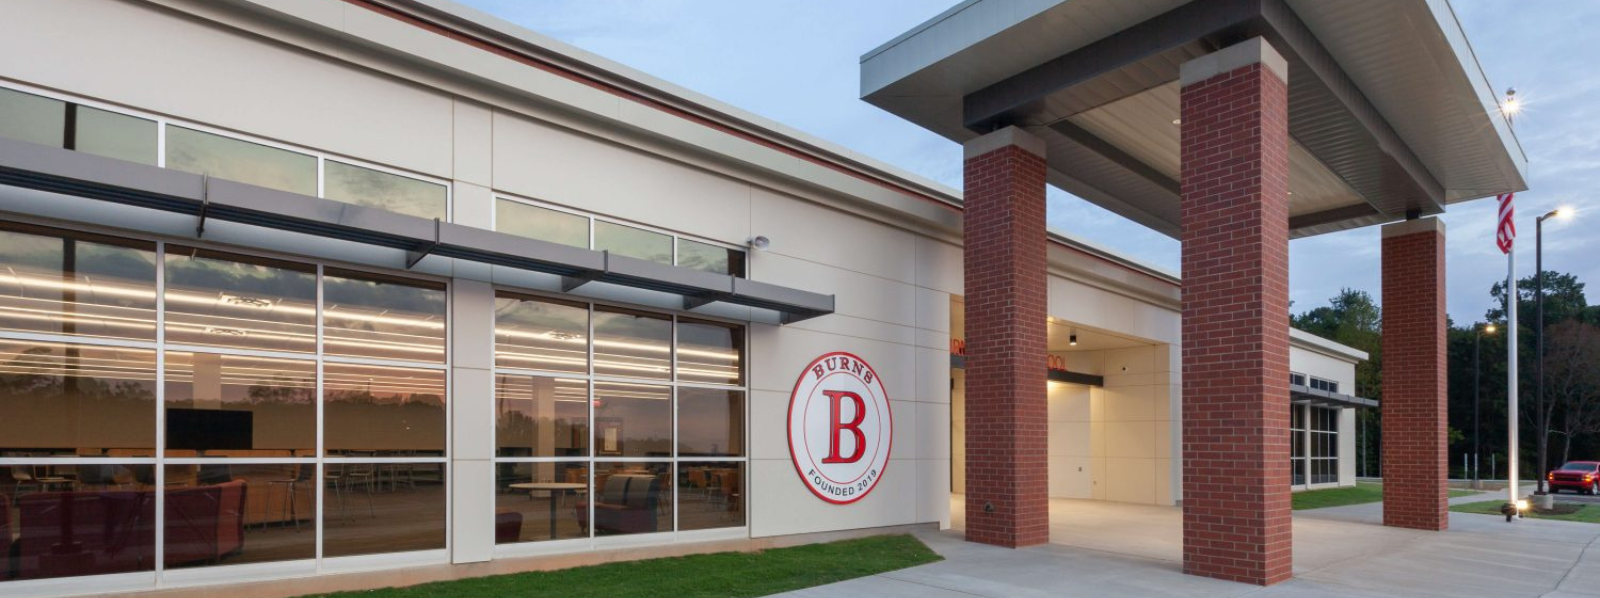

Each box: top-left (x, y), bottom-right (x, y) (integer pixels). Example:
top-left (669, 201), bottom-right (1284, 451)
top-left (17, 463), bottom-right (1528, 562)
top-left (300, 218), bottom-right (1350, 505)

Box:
top-left (0, 81), bottom-right (452, 222)
top-left (489, 286), bottom-right (750, 555)
top-left (492, 193), bottom-right (748, 278)
top-left (0, 218), bottom-right (455, 588)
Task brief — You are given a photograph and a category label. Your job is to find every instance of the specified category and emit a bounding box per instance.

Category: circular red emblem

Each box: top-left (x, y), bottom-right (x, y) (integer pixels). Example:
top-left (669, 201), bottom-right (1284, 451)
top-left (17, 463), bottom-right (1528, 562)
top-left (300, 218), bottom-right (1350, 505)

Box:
top-left (787, 351), bottom-right (893, 504)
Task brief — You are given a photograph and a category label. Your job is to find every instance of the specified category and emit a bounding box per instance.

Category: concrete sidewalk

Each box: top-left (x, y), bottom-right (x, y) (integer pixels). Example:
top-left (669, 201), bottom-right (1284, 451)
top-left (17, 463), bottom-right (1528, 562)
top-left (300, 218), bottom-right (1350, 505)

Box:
top-left (776, 497), bottom-right (1600, 598)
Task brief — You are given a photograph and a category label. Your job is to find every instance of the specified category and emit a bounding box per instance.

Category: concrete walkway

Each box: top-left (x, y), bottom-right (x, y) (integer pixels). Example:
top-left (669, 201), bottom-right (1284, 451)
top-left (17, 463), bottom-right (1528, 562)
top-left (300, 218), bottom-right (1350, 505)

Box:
top-left (776, 494), bottom-right (1600, 597)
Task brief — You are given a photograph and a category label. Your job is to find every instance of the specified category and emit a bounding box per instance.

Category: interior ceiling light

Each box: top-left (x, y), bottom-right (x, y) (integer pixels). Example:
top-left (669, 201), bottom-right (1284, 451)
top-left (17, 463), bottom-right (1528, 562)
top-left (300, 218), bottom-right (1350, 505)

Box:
top-left (221, 294), bottom-right (275, 309)
top-left (204, 327), bottom-right (247, 337)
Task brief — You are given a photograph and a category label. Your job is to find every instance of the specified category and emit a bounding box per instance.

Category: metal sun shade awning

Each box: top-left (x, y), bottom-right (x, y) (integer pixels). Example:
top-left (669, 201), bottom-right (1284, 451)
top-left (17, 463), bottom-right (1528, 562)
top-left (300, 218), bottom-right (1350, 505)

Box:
top-left (0, 137), bottom-right (834, 324)
top-left (1290, 383), bottom-right (1376, 409)
top-left (949, 354), bottom-right (1105, 387)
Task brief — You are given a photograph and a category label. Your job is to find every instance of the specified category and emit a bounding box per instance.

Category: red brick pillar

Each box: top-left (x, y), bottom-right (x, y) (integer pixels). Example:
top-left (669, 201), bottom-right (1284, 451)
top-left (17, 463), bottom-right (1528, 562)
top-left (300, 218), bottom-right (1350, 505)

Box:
top-left (962, 126), bottom-right (1049, 548)
top-left (1381, 218), bottom-right (1449, 530)
top-left (1178, 38), bottom-right (1293, 586)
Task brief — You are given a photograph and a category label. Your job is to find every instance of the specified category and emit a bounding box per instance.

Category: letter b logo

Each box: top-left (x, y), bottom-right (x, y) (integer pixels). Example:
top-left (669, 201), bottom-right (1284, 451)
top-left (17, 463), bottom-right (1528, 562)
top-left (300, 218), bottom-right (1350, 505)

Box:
top-left (821, 390), bottom-right (867, 464)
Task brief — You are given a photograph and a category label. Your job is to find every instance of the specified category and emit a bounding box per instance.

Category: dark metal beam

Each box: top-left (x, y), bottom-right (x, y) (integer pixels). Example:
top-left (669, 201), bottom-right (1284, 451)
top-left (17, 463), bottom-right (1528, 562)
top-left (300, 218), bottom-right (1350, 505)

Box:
top-left (963, 0), bottom-right (1448, 234)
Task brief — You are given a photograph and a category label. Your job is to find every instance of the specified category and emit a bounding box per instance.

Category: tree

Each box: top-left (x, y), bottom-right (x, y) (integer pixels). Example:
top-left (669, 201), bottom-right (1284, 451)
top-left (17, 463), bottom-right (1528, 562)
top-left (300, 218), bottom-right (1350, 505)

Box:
top-left (1482, 271), bottom-right (1591, 481)
top-left (1546, 320), bottom-right (1600, 464)
top-left (1293, 288), bottom-right (1383, 476)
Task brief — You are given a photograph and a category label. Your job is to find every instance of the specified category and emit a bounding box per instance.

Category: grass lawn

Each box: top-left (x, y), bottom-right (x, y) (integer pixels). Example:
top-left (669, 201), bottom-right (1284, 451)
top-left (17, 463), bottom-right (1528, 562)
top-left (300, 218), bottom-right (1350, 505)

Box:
top-left (298, 534), bottom-right (941, 598)
top-left (1453, 500), bottom-right (1600, 523)
top-left (1292, 482), bottom-right (1479, 510)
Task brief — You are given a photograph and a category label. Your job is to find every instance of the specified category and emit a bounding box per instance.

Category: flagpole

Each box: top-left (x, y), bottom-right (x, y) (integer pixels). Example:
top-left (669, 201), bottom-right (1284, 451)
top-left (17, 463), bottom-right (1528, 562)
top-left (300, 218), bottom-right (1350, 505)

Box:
top-left (1507, 244), bottom-right (1519, 508)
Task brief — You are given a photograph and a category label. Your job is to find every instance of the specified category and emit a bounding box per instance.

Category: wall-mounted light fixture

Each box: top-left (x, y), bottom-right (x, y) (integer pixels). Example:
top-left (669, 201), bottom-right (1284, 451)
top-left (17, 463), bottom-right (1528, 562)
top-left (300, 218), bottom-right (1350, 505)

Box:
top-left (748, 236), bottom-right (771, 251)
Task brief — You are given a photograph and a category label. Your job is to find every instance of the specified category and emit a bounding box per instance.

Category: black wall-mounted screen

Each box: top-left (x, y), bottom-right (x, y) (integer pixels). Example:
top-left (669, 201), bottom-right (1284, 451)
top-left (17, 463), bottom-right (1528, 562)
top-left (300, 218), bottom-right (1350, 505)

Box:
top-left (166, 408), bottom-right (253, 451)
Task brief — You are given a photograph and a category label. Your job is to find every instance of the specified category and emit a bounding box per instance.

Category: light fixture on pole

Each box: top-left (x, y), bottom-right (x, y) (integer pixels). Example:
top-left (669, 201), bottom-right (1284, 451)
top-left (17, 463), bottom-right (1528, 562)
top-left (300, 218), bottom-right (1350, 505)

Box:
top-left (1534, 206), bottom-right (1573, 495)
top-left (1503, 87), bottom-right (1520, 125)
top-left (1474, 322), bottom-right (1496, 489)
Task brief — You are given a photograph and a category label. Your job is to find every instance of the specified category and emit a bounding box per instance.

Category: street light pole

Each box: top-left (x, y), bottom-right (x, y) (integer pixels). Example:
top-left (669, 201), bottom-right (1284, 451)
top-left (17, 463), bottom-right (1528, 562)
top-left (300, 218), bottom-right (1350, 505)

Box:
top-left (1535, 207), bottom-right (1573, 494)
top-left (1475, 323), bottom-right (1496, 488)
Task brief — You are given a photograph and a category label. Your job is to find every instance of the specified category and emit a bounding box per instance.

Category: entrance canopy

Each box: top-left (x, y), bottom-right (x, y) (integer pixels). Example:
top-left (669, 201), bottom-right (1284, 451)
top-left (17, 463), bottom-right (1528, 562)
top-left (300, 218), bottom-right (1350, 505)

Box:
top-left (861, 0), bottom-right (1528, 238)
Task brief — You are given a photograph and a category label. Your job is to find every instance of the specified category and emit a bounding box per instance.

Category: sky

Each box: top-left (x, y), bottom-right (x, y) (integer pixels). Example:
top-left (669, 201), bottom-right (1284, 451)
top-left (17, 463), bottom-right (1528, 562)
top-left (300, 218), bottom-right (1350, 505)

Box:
top-left (456, 0), bottom-right (1600, 325)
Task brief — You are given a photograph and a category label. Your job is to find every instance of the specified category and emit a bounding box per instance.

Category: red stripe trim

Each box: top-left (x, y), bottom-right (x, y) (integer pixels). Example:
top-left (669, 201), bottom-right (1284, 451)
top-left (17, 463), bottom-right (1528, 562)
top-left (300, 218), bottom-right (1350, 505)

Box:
top-left (341, 0), bottom-right (958, 214)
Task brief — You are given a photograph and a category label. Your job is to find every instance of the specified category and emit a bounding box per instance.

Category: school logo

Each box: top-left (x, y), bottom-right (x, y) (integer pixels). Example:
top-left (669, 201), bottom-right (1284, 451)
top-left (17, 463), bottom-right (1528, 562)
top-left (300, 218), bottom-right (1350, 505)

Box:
top-left (787, 351), bottom-right (892, 504)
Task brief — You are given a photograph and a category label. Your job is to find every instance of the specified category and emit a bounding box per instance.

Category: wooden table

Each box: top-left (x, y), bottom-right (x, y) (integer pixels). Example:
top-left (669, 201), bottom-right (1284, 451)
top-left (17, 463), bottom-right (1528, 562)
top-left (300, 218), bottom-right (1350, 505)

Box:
top-left (509, 482), bottom-right (587, 539)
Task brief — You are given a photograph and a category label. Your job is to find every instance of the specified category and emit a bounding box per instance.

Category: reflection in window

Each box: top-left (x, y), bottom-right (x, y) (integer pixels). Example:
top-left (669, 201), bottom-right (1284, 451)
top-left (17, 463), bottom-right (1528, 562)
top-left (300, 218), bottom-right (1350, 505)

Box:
top-left (678, 388), bottom-right (743, 457)
top-left (495, 294), bottom-right (588, 374)
top-left (677, 238), bottom-right (744, 277)
top-left (323, 269), bottom-right (446, 363)
top-left (164, 247), bottom-right (317, 353)
top-left (165, 463), bottom-right (314, 569)
top-left (8, 471), bottom-right (156, 580)
top-left (496, 375), bottom-right (588, 458)
top-left (593, 307), bottom-right (670, 380)
top-left (165, 125), bottom-right (316, 196)
top-left (74, 106), bottom-right (157, 165)
top-left (325, 364), bottom-right (445, 456)
top-left (0, 224), bottom-right (158, 341)
top-left (676, 318), bottom-right (743, 385)
top-left (495, 461), bottom-right (588, 544)
top-left (323, 463), bottom-right (446, 557)
top-left (497, 199), bottom-right (589, 249)
top-left (593, 382), bottom-right (670, 458)
top-left (594, 221), bottom-right (671, 265)
top-left (164, 352), bottom-right (315, 457)
top-left (678, 462), bottom-right (743, 530)
top-left (324, 161), bottom-right (448, 220)
top-left (584, 462), bottom-right (671, 536)
top-left (0, 341), bottom-right (156, 457)
top-left (0, 86), bottom-right (65, 148)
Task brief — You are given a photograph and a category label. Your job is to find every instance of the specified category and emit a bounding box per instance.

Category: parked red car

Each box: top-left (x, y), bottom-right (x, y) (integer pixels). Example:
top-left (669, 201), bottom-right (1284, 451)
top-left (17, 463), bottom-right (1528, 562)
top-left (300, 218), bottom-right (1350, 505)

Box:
top-left (1548, 461), bottom-right (1600, 494)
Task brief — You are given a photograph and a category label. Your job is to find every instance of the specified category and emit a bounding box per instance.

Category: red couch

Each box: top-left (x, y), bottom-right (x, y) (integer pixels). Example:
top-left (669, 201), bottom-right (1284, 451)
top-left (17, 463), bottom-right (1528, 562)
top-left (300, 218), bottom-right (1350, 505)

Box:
top-left (12, 480), bottom-right (247, 580)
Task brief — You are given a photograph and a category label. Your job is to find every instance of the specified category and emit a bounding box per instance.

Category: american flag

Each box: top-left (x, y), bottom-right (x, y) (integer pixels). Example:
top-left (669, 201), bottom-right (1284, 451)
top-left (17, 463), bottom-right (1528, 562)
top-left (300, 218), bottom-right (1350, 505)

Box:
top-left (1497, 193), bottom-right (1516, 254)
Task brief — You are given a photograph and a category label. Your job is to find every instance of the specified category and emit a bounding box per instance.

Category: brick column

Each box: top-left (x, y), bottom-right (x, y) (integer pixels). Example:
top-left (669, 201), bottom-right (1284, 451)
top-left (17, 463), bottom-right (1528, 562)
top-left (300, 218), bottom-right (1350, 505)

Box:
top-left (1381, 218), bottom-right (1449, 530)
top-left (1178, 38), bottom-right (1293, 586)
top-left (962, 126), bottom-right (1049, 548)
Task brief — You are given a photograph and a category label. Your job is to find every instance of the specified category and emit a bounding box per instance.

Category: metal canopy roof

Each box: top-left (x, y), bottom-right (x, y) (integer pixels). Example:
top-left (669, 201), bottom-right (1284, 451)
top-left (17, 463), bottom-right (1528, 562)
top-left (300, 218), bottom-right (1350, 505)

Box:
top-left (0, 137), bottom-right (834, 324)
top-left (862, 0), bottom-right (1528, 239)
top-left (1290, 384), bottom-right (1377, 409)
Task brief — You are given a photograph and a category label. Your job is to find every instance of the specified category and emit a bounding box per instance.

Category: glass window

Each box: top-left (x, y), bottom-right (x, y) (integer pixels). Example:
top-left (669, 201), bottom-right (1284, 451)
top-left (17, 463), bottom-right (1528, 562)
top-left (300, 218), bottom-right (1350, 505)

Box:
top-left (8, 468), bottom-right (155, 580)
top-left (323, 463), bottom-right (446, 557)
top-left (0, 224), bottom-right (158, 341)
top-left (324, 160), bottom-right (448, 220)
top-left (164, 247), bottom-right (317, 353)
top-left (0, 340), bottom-right (156, 457)
top-left (322, 269), bottom-right (446, 363)
top-left (0, 86), bottom-right (65, 148)
top-left (164, 352), bottom-right (315, 457)
top-left (594, 221), bottom-right (671, 265)
top-left (593, 382), bottom-right (671, 458)
top-left (494, 461), bottom-right (588, 544)
top-left (495, 294), bottom-right (589, 374)
top-left (677, 462), bottom-right (743, 530)
top-left (165, 463), bottom-right (315, 568)
top-left (676, 318), bottom-right (743, 385)
top-left (324, 364), bottom-right (445, 456)
top-left (165, 125), bottom-right (316, 196)
top-left (678, 388), bottom-right (743, 458)
top-left (495, 375), bottom-right (588, 458)
top-left (74, 105), bottom-right (157, 165)
top-left (588, 462), bottom-right (671, 536)
top-left (497, 199), bottom-right (589, 249)
top-left (593, 307), bottom-right (670, 380)
top-left (677, 238), bottom-right (744, 277)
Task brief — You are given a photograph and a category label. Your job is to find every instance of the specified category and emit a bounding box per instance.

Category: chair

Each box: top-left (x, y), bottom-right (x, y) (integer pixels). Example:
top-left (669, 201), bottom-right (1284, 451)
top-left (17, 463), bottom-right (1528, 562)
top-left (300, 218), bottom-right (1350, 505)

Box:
top-left (342, 463), bottom-right (377, 519)
top-left (9, 466), bottom-right (41, 499)
top-left (15, 489), bottom-right (154, 579)
top-left (164, 481), bottom-right (247, 566)
top-left (266, 464), bottom-right (314, 531)
top-left (576, 474), bottom-right (660, 535)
